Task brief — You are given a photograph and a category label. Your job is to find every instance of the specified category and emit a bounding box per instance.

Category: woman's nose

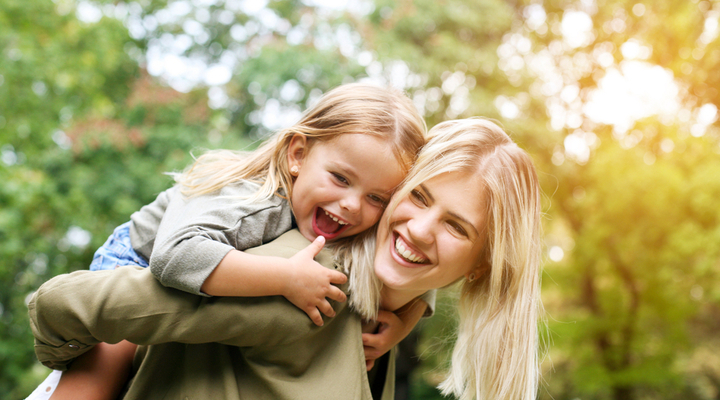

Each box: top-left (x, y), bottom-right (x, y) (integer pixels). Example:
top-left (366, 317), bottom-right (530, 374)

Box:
top-left (406, 212), bottom-right (434, 245)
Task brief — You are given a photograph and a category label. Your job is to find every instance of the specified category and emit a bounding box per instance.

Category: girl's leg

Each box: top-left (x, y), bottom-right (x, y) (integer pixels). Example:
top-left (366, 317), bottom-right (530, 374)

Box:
top-left (25, 222), bottom-right (145, 400)
top-left (24, 370), bottom-right (61, 400)
top-left (49, 340), bottom-right (137, 400)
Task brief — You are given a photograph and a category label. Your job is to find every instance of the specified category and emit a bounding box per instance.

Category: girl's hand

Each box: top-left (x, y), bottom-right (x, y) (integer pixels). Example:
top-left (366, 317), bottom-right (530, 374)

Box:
top-left (284, 236), bottom-right (348, 326)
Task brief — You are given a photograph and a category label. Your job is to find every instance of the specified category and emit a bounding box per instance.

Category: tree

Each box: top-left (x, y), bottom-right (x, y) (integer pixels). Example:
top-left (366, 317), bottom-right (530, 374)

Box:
top-left (507, 1), bottom-right (720, 398)
top-left (1, 0), bottom-right (139, 395)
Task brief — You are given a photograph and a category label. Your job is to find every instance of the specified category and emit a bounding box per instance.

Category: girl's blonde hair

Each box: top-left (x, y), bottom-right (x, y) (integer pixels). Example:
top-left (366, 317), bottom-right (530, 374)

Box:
top-left (175, 83), bottom-right (427, 203)
top-left (347, 118), bottom-right (543, 399)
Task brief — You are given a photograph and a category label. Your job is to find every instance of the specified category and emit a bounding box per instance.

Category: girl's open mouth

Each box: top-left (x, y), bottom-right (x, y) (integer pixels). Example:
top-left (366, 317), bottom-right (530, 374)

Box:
top-left (312, 208), bottom-right (351, 239)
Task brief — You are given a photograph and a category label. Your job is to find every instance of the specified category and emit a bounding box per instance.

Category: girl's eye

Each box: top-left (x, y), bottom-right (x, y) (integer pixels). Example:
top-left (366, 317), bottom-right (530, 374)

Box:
top-left (368, 194), bottom-right (388, 207)
top-left (410, 189), bottom-right (427, 206)
top-left (332, 173), bottom-right (349, 185)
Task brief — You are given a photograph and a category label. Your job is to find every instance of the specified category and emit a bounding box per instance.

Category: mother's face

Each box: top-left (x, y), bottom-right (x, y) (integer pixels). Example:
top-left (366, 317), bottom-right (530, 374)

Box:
top-left (374, 170), bottom-right (488, 296)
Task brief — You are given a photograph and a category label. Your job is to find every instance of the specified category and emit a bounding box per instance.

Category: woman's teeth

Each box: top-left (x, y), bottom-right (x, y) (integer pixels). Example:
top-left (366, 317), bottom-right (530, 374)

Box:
top-left (395, 237), bottom-right (426, 263)
top-left (324, 210), bottom-right (347, 225)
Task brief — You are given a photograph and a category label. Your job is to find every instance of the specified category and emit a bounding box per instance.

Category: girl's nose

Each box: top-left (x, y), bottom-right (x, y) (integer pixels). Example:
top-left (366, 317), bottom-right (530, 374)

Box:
top-left (340, 193), bottom-right (362, 214)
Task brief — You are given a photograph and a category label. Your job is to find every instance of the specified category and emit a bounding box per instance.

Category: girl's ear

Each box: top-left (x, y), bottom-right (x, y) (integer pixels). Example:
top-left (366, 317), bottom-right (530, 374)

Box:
top-left (287, 134), bottom-right (308, 174)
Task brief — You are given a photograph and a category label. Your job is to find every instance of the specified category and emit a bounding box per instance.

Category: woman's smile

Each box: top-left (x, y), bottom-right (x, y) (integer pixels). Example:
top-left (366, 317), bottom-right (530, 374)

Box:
top-left (392, 232), bottom-right (430, 265)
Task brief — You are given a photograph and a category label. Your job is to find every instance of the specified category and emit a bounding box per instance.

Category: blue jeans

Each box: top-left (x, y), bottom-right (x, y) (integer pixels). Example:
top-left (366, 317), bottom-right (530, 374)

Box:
top-left (89, 221), bottom-right (149, 271)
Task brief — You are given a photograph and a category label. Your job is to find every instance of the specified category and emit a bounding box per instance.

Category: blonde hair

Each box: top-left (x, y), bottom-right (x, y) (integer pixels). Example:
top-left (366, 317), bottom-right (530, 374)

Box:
top-left (330, 229), bottom-right (380, 320)
top-left (350, 118), bottom-right (543, 399)
top-left (174, 83), bottom-right (427, 203)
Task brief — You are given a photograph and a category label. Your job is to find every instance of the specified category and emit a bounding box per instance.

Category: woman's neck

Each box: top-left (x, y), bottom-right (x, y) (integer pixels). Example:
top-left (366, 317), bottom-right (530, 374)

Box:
top-left (378, 286), bottom-right (425, 312)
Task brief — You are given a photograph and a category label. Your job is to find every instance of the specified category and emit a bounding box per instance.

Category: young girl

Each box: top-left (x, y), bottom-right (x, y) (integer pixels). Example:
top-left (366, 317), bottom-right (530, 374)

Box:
top-left (97, 82), bottom-right (425, 325)
top-left (30, 82), bottom-right (428, 400)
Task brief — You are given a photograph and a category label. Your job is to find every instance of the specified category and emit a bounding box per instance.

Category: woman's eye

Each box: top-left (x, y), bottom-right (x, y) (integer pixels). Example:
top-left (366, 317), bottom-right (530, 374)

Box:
top-left (410, 189), bottom-right (427, 206)
top-left (448, 221), bottom-right (468, 237)
top-left (332, 173), bottom-right (349, 185)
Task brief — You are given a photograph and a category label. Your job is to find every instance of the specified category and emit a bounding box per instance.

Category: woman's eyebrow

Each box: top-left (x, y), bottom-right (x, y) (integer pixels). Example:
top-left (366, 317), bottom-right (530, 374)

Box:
top-left (419, 184), bottom-right (434, 202)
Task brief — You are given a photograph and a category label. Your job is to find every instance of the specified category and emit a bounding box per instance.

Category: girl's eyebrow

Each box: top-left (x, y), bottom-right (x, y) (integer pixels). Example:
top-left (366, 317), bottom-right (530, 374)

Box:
top-left (420, 183), bottom-right (480, 237)
top-left (328, 161), bottom-right (358, 179)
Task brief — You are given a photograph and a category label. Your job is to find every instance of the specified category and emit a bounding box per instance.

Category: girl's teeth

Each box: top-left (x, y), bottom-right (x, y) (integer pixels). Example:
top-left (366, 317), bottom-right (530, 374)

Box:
top-left (395, 237), bottom-right (424, 263)
top-left (324, 210), bottom-right (347, 225)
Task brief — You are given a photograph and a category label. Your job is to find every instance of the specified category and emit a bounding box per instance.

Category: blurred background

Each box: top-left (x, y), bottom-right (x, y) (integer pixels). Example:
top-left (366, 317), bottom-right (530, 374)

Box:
top-left (1, 0), bottom-right (719, 399)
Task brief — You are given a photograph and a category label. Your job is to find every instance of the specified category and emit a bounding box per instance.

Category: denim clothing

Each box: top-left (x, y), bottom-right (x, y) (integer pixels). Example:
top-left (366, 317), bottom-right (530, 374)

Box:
top-left (89, 222), bottom-right (149, 271)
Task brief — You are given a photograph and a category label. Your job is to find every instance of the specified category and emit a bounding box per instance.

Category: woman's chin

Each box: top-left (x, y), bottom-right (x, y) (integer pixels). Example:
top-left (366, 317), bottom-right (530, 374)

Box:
top-left (375, 263), bottom-right (412, 291)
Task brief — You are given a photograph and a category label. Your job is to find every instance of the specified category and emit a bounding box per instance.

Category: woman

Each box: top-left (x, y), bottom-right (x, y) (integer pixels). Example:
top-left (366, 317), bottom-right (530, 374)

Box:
top-left (28, 118), bottom-right (542, 400)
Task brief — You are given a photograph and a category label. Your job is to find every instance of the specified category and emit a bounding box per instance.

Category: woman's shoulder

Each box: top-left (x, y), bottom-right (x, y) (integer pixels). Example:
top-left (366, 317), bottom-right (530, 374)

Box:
top-left (246, 230), bottom-right (335, 270)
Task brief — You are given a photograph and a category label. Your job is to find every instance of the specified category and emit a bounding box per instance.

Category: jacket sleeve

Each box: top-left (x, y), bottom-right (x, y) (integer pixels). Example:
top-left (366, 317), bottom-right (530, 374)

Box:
top-left (147, 184), bottom-right (292, 296)
top-left (29, 232), bottom-right (342, 371)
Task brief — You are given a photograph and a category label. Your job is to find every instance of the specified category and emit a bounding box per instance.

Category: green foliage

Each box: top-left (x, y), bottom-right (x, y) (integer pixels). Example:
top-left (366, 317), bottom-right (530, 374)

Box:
top-left (227, 44), bottom-right (366, 138)
top-left (363, 0), bottom-right (518, 126)
top-left (0, 3), bottom-right (248, 397)
top-left (521, 1), bottom-right (720, 398)
top-left (541, 126), bottom-right (720, 399)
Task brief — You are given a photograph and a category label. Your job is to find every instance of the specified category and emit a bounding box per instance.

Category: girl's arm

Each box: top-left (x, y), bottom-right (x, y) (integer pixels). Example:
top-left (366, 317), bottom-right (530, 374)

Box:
top-left (201, 236), bottom-right (348, 326)
top-left (147, 185), bottom-right (344, 326)
top-left (146, 183), bottom-right (295, 296)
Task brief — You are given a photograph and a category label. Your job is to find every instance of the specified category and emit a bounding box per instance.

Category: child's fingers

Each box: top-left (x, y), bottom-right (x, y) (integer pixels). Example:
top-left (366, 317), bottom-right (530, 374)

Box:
top-left (318, 300), bottom-right (336, 318)
top-left (328, 270), bottom-right (348, 285)
top-left (301, 235), bottom-right (326, 258)
top-left (326, 286), bottom-right (347, 303)
top-left (306, 308), bottom-right (324, 326)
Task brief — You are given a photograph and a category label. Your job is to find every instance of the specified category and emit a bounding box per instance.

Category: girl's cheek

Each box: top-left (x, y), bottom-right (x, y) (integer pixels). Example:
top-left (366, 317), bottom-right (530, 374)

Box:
top-left (372, 208), bottom-right (385, 222)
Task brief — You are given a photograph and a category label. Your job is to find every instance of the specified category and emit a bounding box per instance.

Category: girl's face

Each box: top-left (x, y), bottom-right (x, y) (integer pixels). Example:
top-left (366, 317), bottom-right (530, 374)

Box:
top-left (374, 170), bottom-right (488, 297)
top-left (288, 134), bottom-right (405, 241)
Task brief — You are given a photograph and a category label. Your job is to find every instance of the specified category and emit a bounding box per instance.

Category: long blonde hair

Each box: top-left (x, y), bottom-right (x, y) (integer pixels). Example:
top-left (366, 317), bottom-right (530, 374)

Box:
top-left (174, 83), bottom-right (427, 203)
top-left (362, 118), bottom-right (543, 399)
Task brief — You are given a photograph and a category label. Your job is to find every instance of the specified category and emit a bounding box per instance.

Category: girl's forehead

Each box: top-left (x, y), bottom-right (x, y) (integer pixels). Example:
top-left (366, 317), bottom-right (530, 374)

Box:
top-left (322, 134), bottom-right (406, 187)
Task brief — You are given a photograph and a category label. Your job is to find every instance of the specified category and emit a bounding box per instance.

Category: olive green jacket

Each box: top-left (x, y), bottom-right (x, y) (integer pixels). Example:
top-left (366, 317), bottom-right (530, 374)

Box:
top-left (28, 230), bottom-right (395, 400)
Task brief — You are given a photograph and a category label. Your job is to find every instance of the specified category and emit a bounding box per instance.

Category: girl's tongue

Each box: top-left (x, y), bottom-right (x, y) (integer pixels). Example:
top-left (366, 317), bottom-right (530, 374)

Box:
top-left (315, 208), bottom-right (342, 235)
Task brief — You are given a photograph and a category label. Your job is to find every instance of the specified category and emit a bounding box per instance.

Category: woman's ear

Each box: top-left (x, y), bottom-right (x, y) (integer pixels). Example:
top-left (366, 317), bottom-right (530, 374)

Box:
top-left (465, 267), bottom-right (486, 282)
top-left (287, 134), bottom-right (308, 175)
